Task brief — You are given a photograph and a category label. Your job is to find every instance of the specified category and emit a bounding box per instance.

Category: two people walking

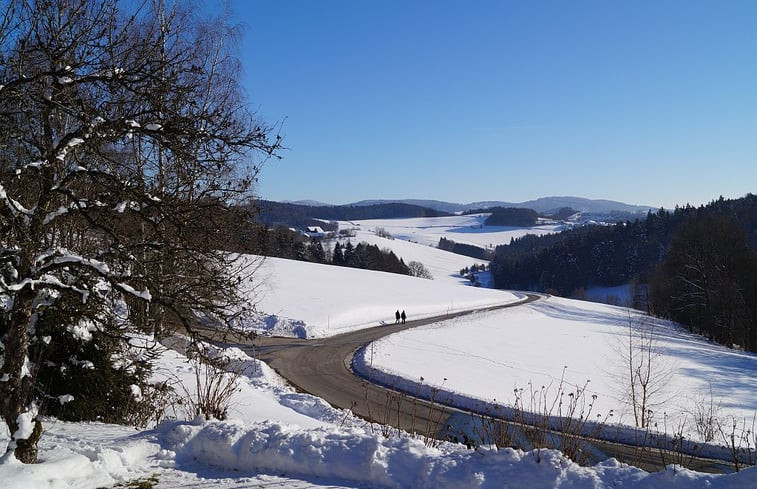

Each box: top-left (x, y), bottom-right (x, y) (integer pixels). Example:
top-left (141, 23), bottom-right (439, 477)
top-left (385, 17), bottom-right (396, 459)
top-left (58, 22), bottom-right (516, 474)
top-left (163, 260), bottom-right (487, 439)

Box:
top-left (394, 309), bottom-right (406, 324)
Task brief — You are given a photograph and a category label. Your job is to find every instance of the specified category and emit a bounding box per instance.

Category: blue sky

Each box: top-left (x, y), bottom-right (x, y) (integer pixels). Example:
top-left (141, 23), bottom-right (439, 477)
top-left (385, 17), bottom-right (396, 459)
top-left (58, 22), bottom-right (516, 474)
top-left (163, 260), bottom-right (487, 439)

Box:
top-left (228, 0), bottom-right (756, 208)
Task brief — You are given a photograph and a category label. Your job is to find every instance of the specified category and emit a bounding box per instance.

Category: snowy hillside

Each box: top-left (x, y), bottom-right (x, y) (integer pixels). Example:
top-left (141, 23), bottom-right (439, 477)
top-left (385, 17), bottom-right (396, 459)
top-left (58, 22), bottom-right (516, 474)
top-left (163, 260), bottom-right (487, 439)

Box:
top-left (2, 217), bottom-right (756, 488)
top-left (244, 255), bottom-right (518, 338)
top-left (355, 296), bottom-right (757, 449)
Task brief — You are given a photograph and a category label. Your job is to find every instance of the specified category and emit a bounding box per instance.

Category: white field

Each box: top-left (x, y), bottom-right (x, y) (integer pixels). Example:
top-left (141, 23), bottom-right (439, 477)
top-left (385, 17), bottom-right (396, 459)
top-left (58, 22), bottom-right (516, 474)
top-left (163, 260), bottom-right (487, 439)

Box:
top-left (339, 213), bottom-right (566, 249)
top-left (356, 297), bottom-right (757, 447)
top-left (2, 215), bottom-right (756, 488)
top-left (247, 256), bottom-right (519, 338)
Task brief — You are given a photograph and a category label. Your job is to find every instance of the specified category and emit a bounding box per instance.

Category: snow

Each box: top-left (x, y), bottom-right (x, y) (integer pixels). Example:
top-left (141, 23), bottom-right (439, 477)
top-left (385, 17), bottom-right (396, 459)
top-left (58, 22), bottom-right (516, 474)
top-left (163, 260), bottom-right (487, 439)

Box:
top-left (1, 215), bottom-right (755, 487)
top-left (58, 395), bottom-right (75, 405)
top-left (117, 282), bottom-right (152, 301)
top-left (583, 284), bottom-right (634, 306)
top-left (341, 214), bottom-right (565, 249)
top-left (13, 404), bottom-right (38, 440)
top-left (67, 320), bottom-right (94, 341)
top-left (354, 296), bottom-right (757, 451)
top-left (342, 230), bottom-right (490, 284)
top-left (0, 182), bottom-right (33, 217)
top-left (2, 341), bottom-right (754, 488)
top-left (243, 256), bottom-right (518, 338)
top-left (50, 254), bottom-right (111, 275)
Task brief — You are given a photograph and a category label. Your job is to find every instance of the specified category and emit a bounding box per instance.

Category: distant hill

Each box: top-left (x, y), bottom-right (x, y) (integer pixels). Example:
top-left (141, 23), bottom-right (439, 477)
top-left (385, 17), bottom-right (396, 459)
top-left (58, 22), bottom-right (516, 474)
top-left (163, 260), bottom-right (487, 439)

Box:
top-left (255, 200), bottom-right (450, 229)
top-left (350, 199), bottom-right (467, 214)
top-left (347, 197), bottom-right (655, 215)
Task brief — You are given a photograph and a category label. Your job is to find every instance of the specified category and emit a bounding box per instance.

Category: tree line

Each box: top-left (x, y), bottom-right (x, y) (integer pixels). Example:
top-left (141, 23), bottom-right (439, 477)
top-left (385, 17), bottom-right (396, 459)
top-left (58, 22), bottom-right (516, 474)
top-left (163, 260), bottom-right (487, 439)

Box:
top-left (484, 207), bottom-right (539, 227)
top-left (236, 225), bottom-right (413, 276)
top-left (438, 237), bottom-right (494, 261)
top-left (491, 195), bottom-right (757, 352)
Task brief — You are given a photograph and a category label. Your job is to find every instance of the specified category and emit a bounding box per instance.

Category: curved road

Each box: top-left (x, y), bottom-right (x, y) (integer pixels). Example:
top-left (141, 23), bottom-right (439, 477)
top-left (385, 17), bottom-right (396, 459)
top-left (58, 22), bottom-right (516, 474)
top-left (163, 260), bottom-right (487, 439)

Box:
top-left (234, 294), bottom-right (733, 474)
top-left (247, 295), bottom-right (538, 429)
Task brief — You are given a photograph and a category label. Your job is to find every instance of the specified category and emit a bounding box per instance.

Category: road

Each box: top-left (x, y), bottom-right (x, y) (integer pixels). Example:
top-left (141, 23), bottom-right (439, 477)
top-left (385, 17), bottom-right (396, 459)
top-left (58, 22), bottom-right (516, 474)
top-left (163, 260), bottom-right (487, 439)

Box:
top-left (233, 294), bottom-right (734, 474)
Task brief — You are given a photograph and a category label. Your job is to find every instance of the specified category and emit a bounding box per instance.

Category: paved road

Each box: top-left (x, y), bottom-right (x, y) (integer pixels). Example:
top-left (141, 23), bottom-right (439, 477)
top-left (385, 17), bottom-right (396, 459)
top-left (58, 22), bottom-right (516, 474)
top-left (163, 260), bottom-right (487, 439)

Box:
top-left (234, 294), bottom-right (734, 474)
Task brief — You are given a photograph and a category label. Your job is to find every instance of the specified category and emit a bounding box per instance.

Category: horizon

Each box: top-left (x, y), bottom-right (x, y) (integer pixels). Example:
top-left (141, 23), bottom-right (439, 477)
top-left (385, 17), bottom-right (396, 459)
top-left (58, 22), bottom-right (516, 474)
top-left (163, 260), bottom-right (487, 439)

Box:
top-left (268, 193), bottom-right (748, 211)
top-left (228, 1), bottom-right (756, 211)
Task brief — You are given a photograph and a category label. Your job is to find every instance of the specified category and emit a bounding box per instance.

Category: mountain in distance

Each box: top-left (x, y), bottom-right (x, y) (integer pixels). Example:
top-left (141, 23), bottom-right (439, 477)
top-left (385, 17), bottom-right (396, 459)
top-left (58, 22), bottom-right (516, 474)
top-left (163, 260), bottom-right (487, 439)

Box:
top-left (348, 196), bottom-right (656, 215)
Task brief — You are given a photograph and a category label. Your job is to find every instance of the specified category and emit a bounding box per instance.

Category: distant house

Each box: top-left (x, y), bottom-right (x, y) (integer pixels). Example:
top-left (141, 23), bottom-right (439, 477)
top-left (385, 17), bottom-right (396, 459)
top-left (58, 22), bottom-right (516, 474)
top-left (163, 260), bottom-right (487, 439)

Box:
top-left (304, 226), bottom-right (326, 239)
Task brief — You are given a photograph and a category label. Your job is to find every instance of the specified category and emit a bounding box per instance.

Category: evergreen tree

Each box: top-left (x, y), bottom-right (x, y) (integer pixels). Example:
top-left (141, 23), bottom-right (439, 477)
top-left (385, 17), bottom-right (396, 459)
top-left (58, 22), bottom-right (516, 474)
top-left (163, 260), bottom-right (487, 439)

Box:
top-left (344, 241), bottom-right (355, 265)
top-left (333, 242), bottom-right (345, 265)
top-left (307, 240), bottom-right (325, 263)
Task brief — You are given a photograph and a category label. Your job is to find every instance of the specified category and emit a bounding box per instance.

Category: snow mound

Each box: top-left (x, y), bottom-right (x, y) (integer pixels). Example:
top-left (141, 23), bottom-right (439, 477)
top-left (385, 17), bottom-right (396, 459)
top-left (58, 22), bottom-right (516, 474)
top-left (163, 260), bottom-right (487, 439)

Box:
top-left (158, 418), bottom-right (756, 489)
top-left (242, 313), bottom-right (309, 338)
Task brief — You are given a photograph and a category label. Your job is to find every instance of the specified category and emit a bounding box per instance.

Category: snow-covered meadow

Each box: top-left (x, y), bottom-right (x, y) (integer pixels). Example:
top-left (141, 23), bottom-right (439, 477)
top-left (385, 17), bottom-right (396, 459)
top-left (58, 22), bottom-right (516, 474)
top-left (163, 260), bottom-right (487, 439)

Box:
top-left (353, 297), bottom-right (757, 450)
top-left (2, 214), bottom-right (756, 488)
top-left (339, 213), bottom-right (565, 249)
top-left (243, 216), bottom-right (756, 451)
top-left (244, 255), bottom-right (518, 338)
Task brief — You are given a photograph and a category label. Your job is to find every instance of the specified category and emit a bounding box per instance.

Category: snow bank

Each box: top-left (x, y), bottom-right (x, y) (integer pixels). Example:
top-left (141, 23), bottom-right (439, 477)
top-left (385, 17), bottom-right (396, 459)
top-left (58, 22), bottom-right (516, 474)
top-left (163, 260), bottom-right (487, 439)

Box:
top-left (160, 418), bottom-right (756, 489)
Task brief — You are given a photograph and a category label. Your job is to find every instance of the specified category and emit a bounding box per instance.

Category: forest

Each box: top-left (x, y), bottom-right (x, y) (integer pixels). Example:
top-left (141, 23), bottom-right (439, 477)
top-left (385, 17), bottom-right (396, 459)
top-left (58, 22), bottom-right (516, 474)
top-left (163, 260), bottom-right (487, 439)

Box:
top-left (490, 194), bottom-right (757, 352)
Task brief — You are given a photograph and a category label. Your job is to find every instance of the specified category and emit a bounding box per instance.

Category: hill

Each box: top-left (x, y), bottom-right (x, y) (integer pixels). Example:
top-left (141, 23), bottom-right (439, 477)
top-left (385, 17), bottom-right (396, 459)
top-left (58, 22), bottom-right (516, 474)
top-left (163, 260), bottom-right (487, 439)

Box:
top-left (491, 194), bottom-right (757, 352)
top-left (348, 196), bottom-right (656, 215)
top-left (255, 200), bottom-right (450, 229)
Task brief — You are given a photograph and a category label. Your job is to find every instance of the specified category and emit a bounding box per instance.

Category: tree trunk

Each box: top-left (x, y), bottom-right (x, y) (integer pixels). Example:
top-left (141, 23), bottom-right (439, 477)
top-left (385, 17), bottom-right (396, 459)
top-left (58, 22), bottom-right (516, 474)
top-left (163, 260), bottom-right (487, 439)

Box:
top-left (0, 287), bottom-right (41, 463)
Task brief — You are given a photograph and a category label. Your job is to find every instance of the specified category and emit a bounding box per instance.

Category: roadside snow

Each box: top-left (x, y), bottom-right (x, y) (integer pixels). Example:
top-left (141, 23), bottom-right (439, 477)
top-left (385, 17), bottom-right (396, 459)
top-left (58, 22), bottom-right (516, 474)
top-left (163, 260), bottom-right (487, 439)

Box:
top-left (1, 343), bottom-right (754, 489)
top-left (2, 216), bottom-right (756, 487)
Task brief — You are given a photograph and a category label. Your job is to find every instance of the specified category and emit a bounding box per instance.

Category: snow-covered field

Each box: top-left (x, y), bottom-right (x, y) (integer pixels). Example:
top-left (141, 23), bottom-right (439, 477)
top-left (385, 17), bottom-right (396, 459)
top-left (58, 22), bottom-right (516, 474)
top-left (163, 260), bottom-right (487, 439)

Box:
top-left (340, 214), bottom-right (566, 249)
top-left (354, 297), bottom-right (757, 449)
top-left (244, 255), bottom-right (518, 338)
top-left (2, 215), bottom-right (756, 488)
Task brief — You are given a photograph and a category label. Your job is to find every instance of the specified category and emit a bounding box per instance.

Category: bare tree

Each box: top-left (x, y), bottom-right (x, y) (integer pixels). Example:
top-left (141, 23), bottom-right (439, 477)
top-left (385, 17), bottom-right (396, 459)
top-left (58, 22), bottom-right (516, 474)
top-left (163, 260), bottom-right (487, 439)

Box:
top-left (613, 315), bottom-right (675, 429)
top-left (0, 0), bottom-right (280, 463)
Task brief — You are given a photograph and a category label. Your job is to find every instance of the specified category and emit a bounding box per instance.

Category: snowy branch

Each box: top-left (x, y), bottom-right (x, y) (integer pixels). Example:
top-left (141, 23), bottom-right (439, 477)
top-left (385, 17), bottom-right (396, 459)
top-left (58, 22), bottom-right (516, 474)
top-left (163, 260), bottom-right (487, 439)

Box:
top-left (0, 183), bottom-right (33, 219)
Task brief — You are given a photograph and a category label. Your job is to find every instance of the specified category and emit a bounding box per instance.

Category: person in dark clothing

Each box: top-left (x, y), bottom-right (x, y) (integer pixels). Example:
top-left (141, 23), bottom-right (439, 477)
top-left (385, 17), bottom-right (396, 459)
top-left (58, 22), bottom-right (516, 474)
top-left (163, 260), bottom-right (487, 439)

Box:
top-left (400, 310), bottom-right (406, 324)
top-left (395, 310), bottom-right (401, 324)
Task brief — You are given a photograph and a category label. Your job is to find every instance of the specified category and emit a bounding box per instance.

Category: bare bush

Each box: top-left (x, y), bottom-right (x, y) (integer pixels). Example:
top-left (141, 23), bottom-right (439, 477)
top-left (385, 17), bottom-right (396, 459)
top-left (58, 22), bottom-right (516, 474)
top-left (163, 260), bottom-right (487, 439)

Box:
top-left (375, 227), bottom-right (394, 239)
top-left (688, 386), bottom-right (721, 443)
top-left (179, 344), bottom-right (242, 421)
top-left (512, 370), bottom-right (610, 464)
top-left (717, 414), bottom-right (757, 472)
top-left (408, 261), bottom-right (433, 280)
